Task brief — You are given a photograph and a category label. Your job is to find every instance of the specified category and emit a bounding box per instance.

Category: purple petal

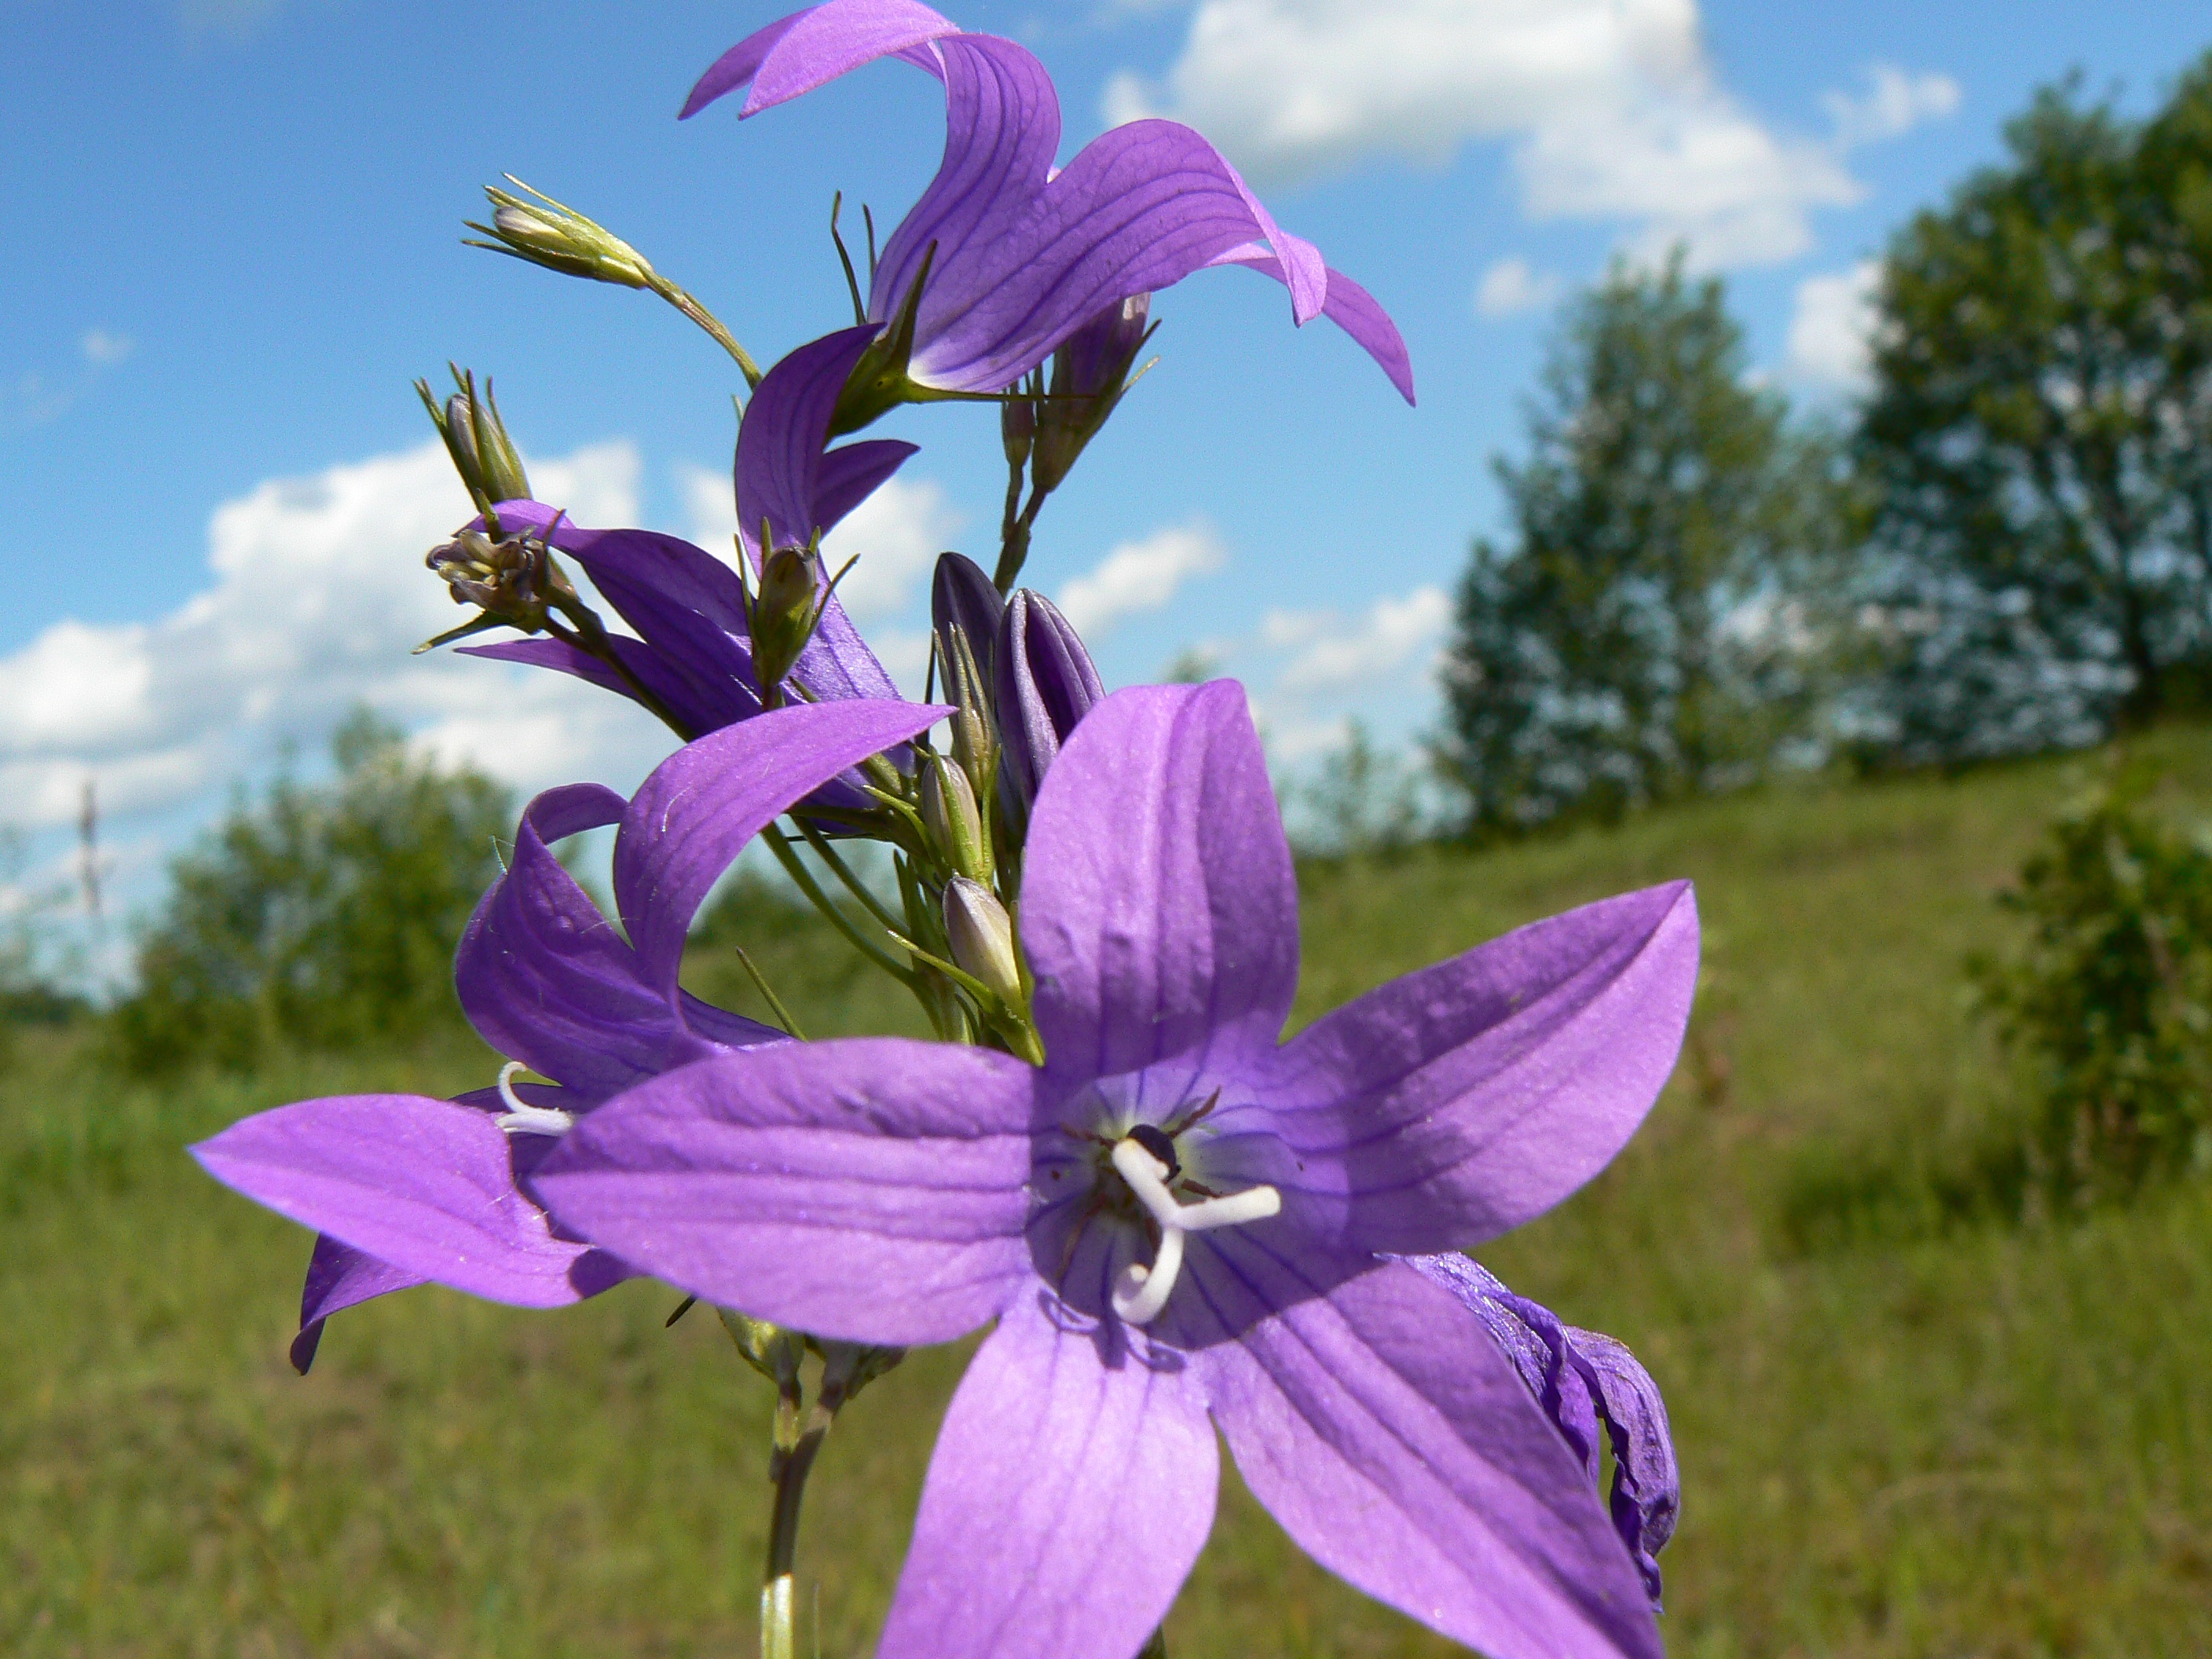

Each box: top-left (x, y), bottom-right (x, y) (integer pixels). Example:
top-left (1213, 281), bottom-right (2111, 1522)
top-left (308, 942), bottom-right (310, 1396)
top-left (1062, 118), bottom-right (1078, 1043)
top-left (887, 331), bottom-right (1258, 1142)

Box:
top-left (736, 325), bottom-right (884, 559)
top-left (289, 1235), bottom-right (426, 1374)
top-left (1257, 882), bottom-right (1698, 1252)
top-left (869, 37), bottom-right (1333, 390)
top-left (460, 633), bottom-right (735, 738)
top-left (993, 589), bottom-right (1104, 813)
top-left (611, 698), bottom-right (945, 998)
top-left (1021, 681), bottom-right (1298, 1090)
top-left (679, 0), bottom-right (959, 122)
top-left (1189, 1244), bottom-right (1662, 1659)
top-left (531, 1039), bottom-right (1037, 1345)
top-left (932, 551), bottom-right (1004, 681)
top-left (877, 1288), bottom-right (1218, 1659)
top-left (1209, 244), bottom-right (1415, 405)
top-left (812, 437), bottom-right (917, 533)
top-left (190, 1096), bottom-right (629, 1308)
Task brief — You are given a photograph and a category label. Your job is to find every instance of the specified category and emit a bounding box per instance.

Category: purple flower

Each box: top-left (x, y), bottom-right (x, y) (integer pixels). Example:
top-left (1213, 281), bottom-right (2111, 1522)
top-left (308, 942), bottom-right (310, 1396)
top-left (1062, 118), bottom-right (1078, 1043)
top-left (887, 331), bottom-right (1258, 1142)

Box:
top-left (682, 2), bottom-right (1415, 405)
top-left (1401, 1253), bottom-right (1680, 1610)
top-left (994, 588), bottom-right (1104, 819)
top-left (533, 680), bottom-right (1697, 1659)
top-left (189, 699), bottom-right (943, 1370)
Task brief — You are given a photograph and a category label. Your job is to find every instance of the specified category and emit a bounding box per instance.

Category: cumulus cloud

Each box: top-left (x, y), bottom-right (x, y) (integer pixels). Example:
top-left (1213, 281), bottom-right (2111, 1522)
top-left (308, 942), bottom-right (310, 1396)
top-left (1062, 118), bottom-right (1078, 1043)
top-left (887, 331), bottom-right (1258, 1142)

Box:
top-left (1270, 585), bottom-right (1452, 694)
top-left (1824, 64), bottom-right (1961, 150)
top-left (1785, 259), bottom-right (1881, 391)
top-left (0, 439), bottom-right (664, 837)
top-left (1057, 521), bottom-right (1228, 637)
top-left (1474, 256), bottom-right (1560, 317)
top-left (1106, 1), bottom-right (1955, 266)
top-left (677, 462), bottom-right (961, 627)
top-left (80, 328), bottom-right (133, 367)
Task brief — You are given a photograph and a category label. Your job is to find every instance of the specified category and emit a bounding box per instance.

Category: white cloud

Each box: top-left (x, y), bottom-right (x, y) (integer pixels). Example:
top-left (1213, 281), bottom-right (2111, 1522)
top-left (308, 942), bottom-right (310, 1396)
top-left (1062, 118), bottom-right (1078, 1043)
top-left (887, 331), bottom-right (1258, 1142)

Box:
top-left (80, 328), bottom-right (133, 367)
top-left (1271, 585), bottom-right (1452, 694)
top-left (1785, 259), bottom-right (1881, 391)
top-left (1106, 0), bottom-right (1917, 266)
top-left (1057, 521), bottom-right (1228, 637)
top-left (0, 438), bottom-right (662, 835)
top-left (1474, 256), bottom-right (1560, 317)
top-left (677, 462), bottom-right (960, 626)
top-left (1824, 64), bottom-right (1961, 150)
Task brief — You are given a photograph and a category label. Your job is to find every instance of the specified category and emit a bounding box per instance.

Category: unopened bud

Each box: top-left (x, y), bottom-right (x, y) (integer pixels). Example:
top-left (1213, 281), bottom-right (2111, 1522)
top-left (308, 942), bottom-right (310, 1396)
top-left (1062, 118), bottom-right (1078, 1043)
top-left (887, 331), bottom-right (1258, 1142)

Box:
top-left (717, 1309), bottom-right (804, 1392)
top-left (419, 365), bottom-right (531, 511)
top-left (749, 544), bottom-right (825, 695)
top-left (943, 877), bottom-right (1022, 1007)
top-left (1001, 384), bottom-right (1037, 467)
top-left (920, 754), bottom-right (991, 884)
top-left (466, 177), bottom-right (656, 289)
top-left (995, 590), bottom-right (1106, 815)
top-left (1032, 294), bottom-right (1152, 495)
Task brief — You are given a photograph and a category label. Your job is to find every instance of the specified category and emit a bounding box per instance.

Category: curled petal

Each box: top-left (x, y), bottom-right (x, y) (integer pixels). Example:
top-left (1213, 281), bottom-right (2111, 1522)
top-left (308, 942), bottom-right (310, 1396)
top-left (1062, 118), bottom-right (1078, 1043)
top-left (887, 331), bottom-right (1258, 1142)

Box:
top-left (1258, 881), bottom-right (1698, 1252)
top-left (1209, 243), bottom-right (1415, 405)
top-left (1021, 682), bottom-right (1300, 1091)
top-left (680, 0), bottom-right (958, 121)
top-left (190, 1095), bottom-right (629, 1309)
top-left (736, 325), bottom-right (887, 559)
top-left (877, 1289), bottom-right (1218, 1659)
top-left (289, 1235), bottom-right (426, 1374)
top-left (1188, 1243), bottom-right (1662, 1659)
top-left (533, 1039), bottom-right (1038, 1346)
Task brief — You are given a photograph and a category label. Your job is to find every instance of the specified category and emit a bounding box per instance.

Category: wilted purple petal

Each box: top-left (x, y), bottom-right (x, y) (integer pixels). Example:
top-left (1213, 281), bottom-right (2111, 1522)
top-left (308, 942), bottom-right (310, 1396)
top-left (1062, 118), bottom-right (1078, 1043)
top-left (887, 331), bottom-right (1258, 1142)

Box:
top-left (877, 1290), bottom-right (1218, 1659)
top-left (680, 0), bottom-right (958, 121)
top-left (1255, 883), bottom-right (1697, 1253)
top-left (1020, 680), bottom-right (1298, 1090)
top-left (611, 699), bottom-right (944, 997)
top-left (1209, 243), bottom-right (1415, 405)
top-left (191, 1096), bottom-right (628, 1308)
top-left (532, 1038), bottom-right (1037, 1345)
top-left (991, 589), bottom-right (1103, 813)
top-left (1190, 1243), bottom-right (1663, 1659)
top-left (290, 1235), bottom-right (426, 1374)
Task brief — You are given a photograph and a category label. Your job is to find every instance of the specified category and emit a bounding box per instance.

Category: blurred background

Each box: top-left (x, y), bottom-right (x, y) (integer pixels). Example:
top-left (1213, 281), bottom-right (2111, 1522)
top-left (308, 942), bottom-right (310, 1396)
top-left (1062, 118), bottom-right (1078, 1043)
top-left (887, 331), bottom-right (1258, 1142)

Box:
top-left (6, 2), bottom-right (2212, 1655)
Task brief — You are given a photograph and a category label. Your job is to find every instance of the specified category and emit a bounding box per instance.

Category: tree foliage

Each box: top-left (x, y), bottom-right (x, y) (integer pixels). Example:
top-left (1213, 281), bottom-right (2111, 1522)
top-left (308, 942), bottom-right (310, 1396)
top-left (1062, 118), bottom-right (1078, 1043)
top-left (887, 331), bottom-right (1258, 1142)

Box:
top-left (112, 710), bottom-right (513, 1071)
top-left (1859, 57), bottom-right (2212, 759)
top-left (1441, 255), bottom-right (1845, 833)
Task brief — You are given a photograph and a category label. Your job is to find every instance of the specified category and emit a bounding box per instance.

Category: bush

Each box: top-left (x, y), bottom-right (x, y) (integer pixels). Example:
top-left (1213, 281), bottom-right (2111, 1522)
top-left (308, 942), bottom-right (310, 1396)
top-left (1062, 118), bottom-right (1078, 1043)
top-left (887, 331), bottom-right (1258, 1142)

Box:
top-left (1969, 770), bottom-right (2212, 1198)
top-left (110, 709), bottom-right (512, 1071)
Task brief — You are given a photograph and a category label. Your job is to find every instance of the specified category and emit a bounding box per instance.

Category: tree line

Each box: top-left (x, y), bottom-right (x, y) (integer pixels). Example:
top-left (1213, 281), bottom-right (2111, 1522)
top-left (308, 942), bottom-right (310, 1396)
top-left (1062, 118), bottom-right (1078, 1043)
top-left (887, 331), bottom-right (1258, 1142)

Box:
top-left (1440, 53), bottom-right (2212, 836)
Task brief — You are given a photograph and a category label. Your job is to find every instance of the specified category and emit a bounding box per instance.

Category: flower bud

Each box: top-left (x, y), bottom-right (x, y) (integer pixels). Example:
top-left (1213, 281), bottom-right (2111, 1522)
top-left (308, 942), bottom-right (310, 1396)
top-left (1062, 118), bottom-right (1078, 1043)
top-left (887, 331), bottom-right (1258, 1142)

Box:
top-left (717, 1309), bottom-right (804, 1391)
top-left (943, 877), bottom-right (1022, 1007)
top-left (932, 552), bottom-right (1004, 686)
top-left (418, 366), bottom-right (532, 512)
top-left (1001, 381), bottom-right (1037, 468)
top-left (1031, 294), bottom-right (1153, 495)
top-left (995, 590), bottom-right (1106, 815)
top-left (920, 753), bottom-right (991, 884)
top-left (466, 177), bottom-right (655, 289)
top-left (749, 544), bottom-right (825, 697)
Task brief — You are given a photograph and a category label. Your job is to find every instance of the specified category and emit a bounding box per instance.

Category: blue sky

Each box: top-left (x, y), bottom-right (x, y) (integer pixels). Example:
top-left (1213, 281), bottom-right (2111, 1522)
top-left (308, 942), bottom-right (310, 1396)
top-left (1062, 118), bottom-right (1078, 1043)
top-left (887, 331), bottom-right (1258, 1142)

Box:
top-left (5, 0), bottom-right (2207, 937)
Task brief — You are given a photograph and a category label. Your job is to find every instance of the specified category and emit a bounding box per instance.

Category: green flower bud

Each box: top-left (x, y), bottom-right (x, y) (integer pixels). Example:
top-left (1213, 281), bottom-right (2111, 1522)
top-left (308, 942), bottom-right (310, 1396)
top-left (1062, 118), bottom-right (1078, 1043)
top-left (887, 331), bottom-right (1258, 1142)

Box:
top-left (466, 177), bottom-right (655, 289)
top-left (943, 876), bottom-right (1023, 1007)
top-left (921, 753), bottom-right (991, 884)
top-left (417, 365), bottom-right (531, 513)
top-left (748, 544), bottom-right (826, 698)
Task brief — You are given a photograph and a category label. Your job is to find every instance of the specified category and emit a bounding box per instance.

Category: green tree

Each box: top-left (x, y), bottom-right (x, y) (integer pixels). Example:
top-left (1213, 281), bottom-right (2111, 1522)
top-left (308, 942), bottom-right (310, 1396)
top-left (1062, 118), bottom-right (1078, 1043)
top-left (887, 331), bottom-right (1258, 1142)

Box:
top-left (1858, 58), bottom-right (2212, 759)
top-left (1441, 254), bottom-right (1842, 833)
top-left (112, 709), bottom-right (513, 1071)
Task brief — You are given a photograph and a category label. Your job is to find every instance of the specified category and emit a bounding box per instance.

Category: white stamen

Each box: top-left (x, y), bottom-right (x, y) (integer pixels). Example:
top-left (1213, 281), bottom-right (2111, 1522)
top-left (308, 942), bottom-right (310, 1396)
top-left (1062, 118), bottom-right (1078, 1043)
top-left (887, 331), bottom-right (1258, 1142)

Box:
top-left (494, 1059), bottom-right (576, 1137)
top-left (1107, 1135), bottom-right (1280, 1325)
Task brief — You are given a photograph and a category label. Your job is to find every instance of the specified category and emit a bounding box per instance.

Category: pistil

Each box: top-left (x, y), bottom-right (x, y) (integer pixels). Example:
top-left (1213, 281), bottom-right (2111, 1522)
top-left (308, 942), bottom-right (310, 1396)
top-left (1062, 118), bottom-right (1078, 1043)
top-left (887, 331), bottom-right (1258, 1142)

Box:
top-left (1108, 1136), bottom-right (1280, 1324)
top-left (493, 1060), bottom-right (577, 1137)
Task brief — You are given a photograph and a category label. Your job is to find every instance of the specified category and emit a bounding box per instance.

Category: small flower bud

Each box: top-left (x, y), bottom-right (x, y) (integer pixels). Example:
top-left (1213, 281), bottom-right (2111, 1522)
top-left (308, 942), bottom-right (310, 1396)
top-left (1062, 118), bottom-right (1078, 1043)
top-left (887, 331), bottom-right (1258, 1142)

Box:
top-left (943, 877), bottom-right (1023, 1007)
top-left (717, 1309), bottom-right (804, 1391)
top-left (995, 590), bottom-right (1106, 815)
top-left (920, 753), bottom-right (991, 884)
top-left (1031, 294), bottom-right (1152, 495)
top-left (749, 544), bottom-right (825, 696)
top-left (931, 552), bottom-right (1004, 687)
top-left (466, 177), bottom-right (656, 289)
top-left (418, 366), bottom-right (531, 512)
top-left (1001, 383), bottom-right (1037, 468)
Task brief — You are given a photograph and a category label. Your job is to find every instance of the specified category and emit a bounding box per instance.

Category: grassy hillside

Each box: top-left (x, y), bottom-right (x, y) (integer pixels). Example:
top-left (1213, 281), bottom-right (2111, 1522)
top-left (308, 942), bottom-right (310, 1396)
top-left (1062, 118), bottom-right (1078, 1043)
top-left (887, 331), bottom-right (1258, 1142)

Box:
top-left (8, 730), bottom-right (2212, 1658)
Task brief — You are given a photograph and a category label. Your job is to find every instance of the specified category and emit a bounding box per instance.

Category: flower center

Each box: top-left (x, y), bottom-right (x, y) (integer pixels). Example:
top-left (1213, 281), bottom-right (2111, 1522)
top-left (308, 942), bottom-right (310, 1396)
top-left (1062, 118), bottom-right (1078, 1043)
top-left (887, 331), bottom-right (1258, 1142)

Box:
top-left (493, 1060), bottom-right (575, 1137)
top-left (1106, 1133), bottom-right (1280, 1326)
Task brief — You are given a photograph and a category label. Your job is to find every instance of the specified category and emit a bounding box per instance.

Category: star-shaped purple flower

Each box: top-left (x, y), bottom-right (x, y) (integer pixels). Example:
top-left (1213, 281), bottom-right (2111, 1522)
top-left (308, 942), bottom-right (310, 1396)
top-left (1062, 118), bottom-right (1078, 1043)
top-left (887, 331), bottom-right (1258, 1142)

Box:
top-left (189, 698), bottom-right (943, 1369)
top-left (682, 1), bottom-right (1415, 404)
top-left (533, 680), bottom-right (1697, 1659)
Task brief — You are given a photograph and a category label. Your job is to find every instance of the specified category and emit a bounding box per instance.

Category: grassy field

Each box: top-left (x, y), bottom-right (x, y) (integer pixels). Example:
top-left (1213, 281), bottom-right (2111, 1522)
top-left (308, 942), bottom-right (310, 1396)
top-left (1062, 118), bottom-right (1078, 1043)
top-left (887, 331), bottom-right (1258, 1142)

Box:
top-left (8, 730), bottom-right (2212, 1658)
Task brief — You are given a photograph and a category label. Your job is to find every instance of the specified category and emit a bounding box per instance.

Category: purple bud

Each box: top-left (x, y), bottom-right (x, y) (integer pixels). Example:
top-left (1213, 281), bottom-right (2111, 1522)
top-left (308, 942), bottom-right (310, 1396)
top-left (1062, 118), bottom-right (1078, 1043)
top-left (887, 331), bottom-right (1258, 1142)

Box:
top-left (994, 590), bottom-right (1105, 814)
top-left (931, 553), bottom-right (1005, 686)
top-left (1032, 295), bottom-right (1152, 495)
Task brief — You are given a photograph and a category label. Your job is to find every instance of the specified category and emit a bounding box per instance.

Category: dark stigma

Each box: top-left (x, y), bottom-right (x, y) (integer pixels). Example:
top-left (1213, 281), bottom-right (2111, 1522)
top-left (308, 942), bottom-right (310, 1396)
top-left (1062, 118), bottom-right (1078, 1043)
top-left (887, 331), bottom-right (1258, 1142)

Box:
top-left (1127, 1122), bottom-right (1180, 1180)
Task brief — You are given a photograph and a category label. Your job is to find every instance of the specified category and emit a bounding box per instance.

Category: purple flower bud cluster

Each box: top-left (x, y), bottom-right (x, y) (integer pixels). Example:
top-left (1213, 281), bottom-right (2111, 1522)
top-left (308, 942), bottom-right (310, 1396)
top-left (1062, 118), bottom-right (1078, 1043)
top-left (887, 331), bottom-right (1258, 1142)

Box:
top-left (189, 9), bottom-right (1697, 1659)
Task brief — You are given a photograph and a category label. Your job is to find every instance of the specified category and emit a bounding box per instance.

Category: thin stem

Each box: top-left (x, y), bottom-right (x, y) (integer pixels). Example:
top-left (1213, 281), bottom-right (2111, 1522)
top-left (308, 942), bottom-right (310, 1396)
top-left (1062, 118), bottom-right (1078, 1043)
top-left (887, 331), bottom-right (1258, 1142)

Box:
top-left (992, 482), bottom-right (1050, 594)
top-left (734, 944), bottom-right (807, 1039)
top-left (646, 273), bottom-right (764, 390)
top-left (795, 819), bottom-right (906, 938)
top-left (762, 826), bottom-right (917, 987)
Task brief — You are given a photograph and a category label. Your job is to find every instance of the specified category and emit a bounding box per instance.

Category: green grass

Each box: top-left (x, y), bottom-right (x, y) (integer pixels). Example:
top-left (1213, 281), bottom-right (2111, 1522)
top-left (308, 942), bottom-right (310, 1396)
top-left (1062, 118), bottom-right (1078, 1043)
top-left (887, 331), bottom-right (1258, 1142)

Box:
top-left (9, 731), bottom-right (2212, 1657)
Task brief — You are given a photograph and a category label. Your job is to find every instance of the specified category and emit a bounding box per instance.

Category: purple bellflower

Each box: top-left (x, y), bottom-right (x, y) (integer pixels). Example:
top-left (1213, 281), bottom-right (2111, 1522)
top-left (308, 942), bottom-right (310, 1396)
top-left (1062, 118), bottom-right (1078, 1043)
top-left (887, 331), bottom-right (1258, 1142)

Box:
top-left (681, 1), bottom-right (1415, 407)
top-left (532, 680), bottom-right (1698, 1659)
top-left (189, 698), bottom-right (943, 1371)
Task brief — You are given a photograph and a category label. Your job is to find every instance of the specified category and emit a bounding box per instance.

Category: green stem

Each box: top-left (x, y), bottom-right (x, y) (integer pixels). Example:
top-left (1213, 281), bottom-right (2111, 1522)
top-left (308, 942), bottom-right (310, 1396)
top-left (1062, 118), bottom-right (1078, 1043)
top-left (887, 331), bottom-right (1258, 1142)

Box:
top-left (761, 1419), bottom-right (829, 1659)
top-left (992, 484), bottom-right (1049, 594)
top-left (762, 826), bottom-right (917, 989)
top-left (647, 273), bottom-right (764, 390)
top-left (795, 819), bottom-right (908, 938)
